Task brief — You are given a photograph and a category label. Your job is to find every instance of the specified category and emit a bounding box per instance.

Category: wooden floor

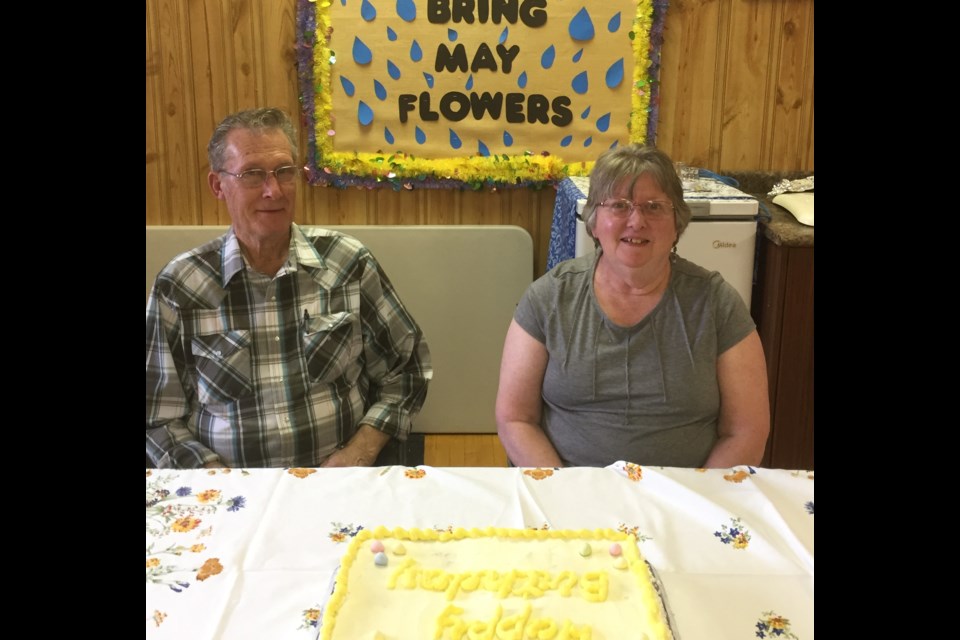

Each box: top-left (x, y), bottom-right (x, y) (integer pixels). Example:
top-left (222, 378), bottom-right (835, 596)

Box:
top-left (423, 434), bottom-right (509, 467)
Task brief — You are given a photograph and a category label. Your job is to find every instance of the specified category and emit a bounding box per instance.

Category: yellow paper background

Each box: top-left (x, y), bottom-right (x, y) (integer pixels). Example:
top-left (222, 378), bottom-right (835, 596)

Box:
top-left (328, 1), bottom-right (638, 161)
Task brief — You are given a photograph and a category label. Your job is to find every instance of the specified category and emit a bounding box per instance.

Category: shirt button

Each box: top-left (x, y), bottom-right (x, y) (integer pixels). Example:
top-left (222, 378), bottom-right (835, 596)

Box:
top-left (274, 336), bottom-right (280, 342)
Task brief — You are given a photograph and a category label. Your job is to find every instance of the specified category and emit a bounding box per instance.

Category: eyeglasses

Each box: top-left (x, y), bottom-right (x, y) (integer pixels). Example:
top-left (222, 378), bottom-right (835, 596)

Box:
top-left (599, 199), bottom-right (674, 219)
top-left (218, 165), bottom-right (299, 188)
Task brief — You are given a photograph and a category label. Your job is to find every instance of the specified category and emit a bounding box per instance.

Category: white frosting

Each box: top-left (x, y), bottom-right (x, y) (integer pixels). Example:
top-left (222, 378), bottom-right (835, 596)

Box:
top-left (320, 527), bottom-right (672, 640)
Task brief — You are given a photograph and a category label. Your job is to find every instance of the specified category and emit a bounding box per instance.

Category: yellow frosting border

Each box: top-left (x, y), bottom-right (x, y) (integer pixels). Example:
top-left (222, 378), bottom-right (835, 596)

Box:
top-left (319, 527), bottom-right (672, 640)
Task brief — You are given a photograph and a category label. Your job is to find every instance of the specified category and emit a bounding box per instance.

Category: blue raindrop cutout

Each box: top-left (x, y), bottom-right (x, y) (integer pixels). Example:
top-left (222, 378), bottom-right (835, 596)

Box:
top-left (396, 0), bottom-right (416, 22)
top-left (387, 60), bottom-right (401, 80)
top-left (358, 101), bottom-right (374, 126)
top-left (541, 45), bottom-right (555, 69)
top-left (560, 135), bottom-right (573, 147)
top-left (572, 48), bottom-right (583, 63)
top-left (581, 106), bottom-right (591, 119)
top-left (449, 129), bottom-right (462, 150)
top-left (387, 27), bottom-right (397, 41)
top-left (572, 71), bottom-right (588, 94)
top-left (499, 27), bottom-right (509, 44)
top-left (605, 59), bottom-right (624, 89)
top-left (478, 140), bottom-right (490, 157)
top-left (415, 126), bottom-right (426, 144)
top-left (340, 75), bottom-right (355, 97)
top-left (353, 37), bottom-right (372, 65)
top-left (361, 0), bottom-right (376, 21)
top-left (503, 131), bottom-right (514, 147)
top-left (448, 28), bottom-right (458, 42)
top-left (374, 79), bottom-right (387, 101)
top-left (465, 74), bottom-right (474, 90)
top-left (569, 8), bottom-right (595, 41)
top-left (608, 12), bottom-right (621, 32)
top-left (596, 113), bottom-right (611, 132)
top-left (384, 127), bottom-right (394, 144)
top-left (517, 71), bottom-right (527, 89)
top-left (410, 40), bottom-right (422, 62)
top-left (583, 137), bottom-right (593, 147)
top-left (423, 72), bottom-right (434, 88)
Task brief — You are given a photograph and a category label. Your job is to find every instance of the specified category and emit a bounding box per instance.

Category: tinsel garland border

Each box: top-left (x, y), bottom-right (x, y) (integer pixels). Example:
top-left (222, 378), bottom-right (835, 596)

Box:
top-left (296, 0), bottom-right (669, 190)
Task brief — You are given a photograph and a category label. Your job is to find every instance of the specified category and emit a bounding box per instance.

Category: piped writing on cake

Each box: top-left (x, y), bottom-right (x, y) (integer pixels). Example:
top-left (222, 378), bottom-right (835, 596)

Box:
top-left (383, 541), bottom-right (616, 637)
top-left (388, 558), bottom-right (611, 602)
top-left (434, 603), bottom-right (593, 639)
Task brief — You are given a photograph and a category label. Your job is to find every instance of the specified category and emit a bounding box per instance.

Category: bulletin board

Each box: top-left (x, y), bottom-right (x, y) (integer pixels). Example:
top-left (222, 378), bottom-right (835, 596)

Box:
top-left (296, 0), bottom-right (668, 189)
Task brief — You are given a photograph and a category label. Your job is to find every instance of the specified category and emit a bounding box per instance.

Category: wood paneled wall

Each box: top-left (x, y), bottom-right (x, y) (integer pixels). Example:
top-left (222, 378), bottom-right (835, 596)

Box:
top-left (146, 0), bottom-right (813, 275)
top-left (658, 0), bottom-right (815, 172)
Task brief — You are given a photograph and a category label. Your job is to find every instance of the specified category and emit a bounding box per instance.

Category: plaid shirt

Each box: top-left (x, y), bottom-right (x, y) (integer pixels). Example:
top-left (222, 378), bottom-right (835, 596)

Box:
top-left (146, 224), bottom-right (432, 468)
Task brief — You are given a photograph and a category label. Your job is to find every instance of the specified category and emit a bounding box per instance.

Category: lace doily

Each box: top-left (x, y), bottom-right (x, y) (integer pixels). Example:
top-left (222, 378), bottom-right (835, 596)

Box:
top-left (768, 176), bottom-right (814, 197)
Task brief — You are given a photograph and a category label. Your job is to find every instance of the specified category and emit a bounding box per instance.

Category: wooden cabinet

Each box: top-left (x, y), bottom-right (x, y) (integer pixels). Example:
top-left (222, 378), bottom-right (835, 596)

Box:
top-left (751, 233), bottom-right (814, 470)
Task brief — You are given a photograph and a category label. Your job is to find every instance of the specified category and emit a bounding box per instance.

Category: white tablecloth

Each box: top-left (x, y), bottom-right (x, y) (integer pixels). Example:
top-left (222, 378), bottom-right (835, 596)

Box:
top-left (146, 463), bottom-right (814, 639)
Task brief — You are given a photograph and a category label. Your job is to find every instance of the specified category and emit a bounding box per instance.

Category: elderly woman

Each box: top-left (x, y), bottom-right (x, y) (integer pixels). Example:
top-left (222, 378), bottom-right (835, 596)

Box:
top-left (495, 145), bottom-right (769, 468)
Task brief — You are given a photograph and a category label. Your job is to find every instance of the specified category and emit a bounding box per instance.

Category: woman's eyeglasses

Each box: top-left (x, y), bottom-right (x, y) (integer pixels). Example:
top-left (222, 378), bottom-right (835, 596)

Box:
top-left (598, 199), bottom-right (675, 219)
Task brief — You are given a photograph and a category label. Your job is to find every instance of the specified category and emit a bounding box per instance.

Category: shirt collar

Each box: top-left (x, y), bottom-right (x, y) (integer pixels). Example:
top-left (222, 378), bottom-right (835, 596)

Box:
top-left (220, 223), bottom-right (324, 288)
top-left (290, 223), bottom-right (324, 270)
top-left (221, 229), bottom-right (246, 287)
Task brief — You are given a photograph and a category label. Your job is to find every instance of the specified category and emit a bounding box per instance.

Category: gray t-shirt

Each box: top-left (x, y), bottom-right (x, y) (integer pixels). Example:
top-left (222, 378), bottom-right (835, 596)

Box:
top-left (514, 252), bottom-right (756, 467)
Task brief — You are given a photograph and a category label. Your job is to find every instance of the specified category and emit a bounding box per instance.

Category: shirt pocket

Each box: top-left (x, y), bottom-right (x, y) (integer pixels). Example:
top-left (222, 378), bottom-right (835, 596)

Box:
top-left (302, 311), bottom-right (362, 384)
top-left (191, 330), bottom-right (253, 404)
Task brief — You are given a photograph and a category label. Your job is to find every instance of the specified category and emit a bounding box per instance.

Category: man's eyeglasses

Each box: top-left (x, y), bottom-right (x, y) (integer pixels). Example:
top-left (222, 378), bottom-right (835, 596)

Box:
top-left (599, 199), bottom-right (675, 219)
top-left (218, 165), bottom-right (300, 188)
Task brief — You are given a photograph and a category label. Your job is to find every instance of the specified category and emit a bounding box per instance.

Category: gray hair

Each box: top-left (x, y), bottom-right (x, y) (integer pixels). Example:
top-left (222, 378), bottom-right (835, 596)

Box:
top-left (207, 107), bottom-right (299, 172)
top-left (582, 145), bottom-right (692, 244)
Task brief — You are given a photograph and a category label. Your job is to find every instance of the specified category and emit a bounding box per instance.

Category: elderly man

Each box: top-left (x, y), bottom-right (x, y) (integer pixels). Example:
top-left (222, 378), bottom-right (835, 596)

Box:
top-left (146, 107), bottom-right (432, 468)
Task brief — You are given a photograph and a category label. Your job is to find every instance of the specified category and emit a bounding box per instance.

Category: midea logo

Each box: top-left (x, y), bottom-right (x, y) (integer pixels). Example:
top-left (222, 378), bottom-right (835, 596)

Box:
top-left (712, 240), bottom-right (737, 249)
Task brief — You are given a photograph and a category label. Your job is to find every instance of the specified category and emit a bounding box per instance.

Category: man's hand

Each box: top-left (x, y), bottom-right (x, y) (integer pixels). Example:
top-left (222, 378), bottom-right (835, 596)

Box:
top-left (320, 448), bottom-right (368, 467)
top-left (321, 424), bottom-right (390, 467)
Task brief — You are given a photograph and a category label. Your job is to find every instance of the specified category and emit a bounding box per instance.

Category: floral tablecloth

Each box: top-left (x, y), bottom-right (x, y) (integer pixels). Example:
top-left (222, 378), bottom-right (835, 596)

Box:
top-left (547, 176), bottom-right (592, 272)
top-left (146, 463), bottom-right (814, 639)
